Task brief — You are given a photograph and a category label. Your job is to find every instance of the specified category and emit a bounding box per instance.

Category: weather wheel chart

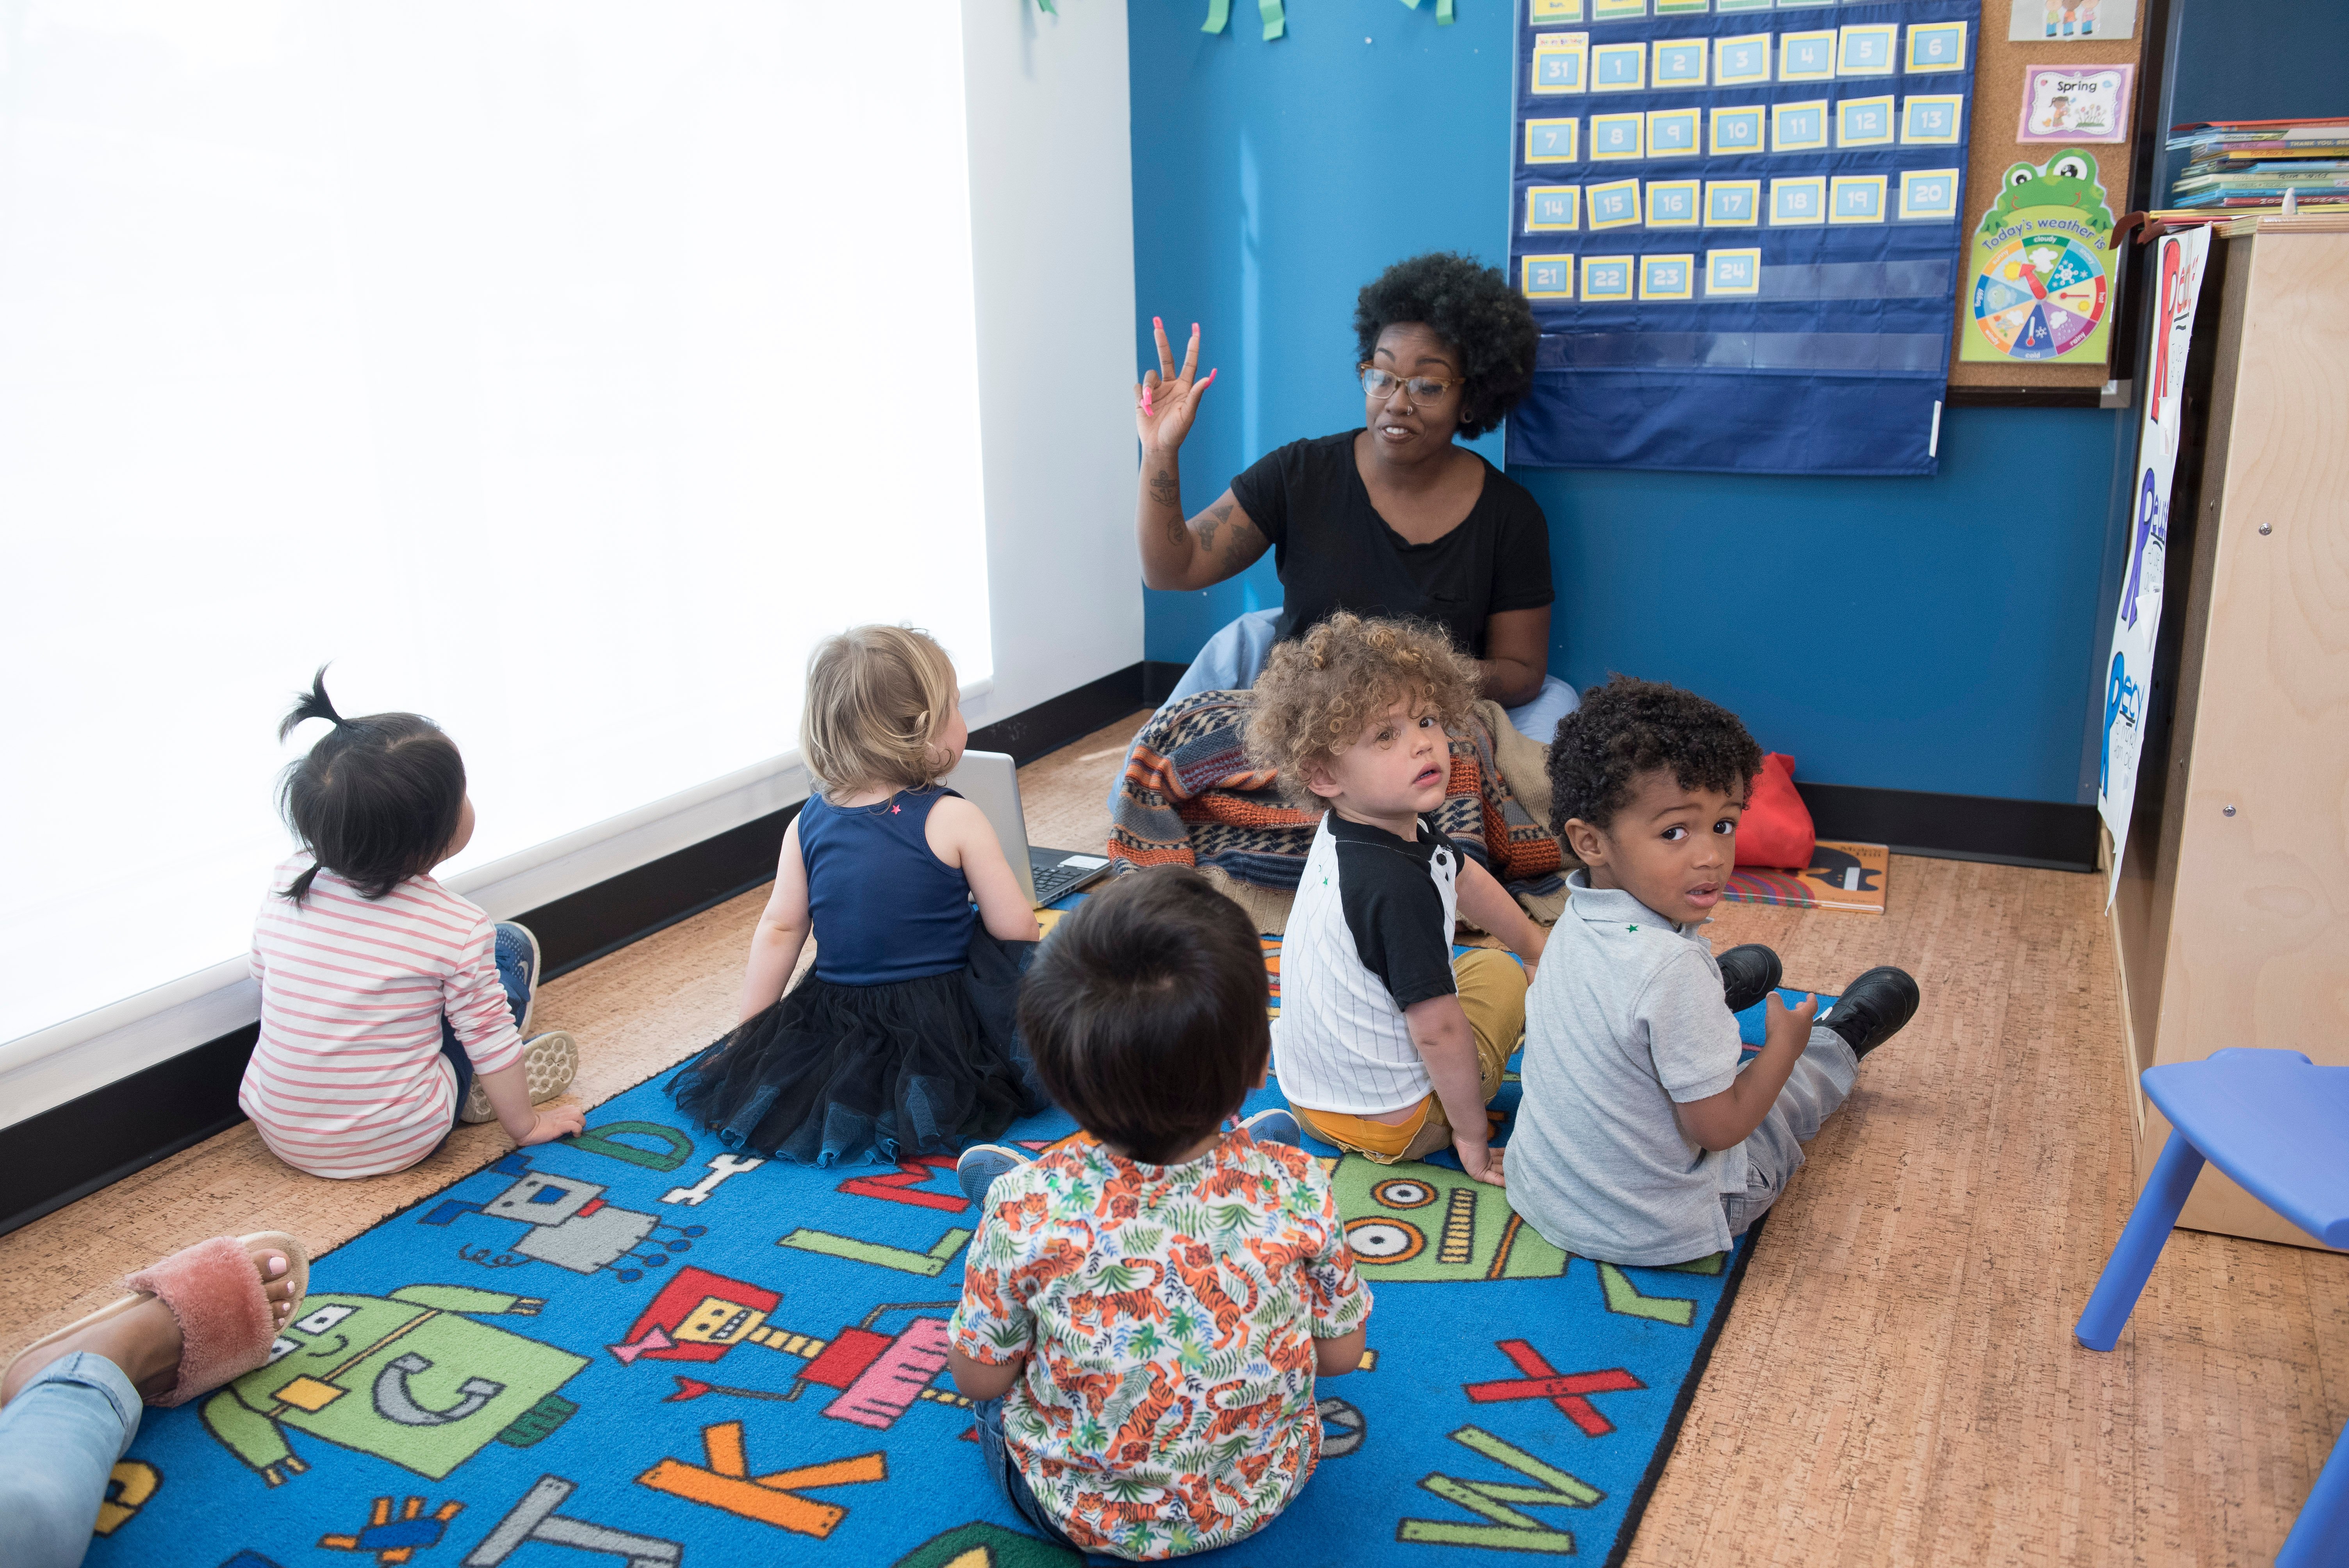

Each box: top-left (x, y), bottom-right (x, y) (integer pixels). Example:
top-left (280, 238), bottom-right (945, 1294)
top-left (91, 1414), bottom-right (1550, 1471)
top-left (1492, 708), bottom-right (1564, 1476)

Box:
top-left (81, 956), bottom-right (1815, 1568)
top-left (1505, 0), bottom-right (1980, 477)
top-left (1969, 197), bottom-right (2106, 358)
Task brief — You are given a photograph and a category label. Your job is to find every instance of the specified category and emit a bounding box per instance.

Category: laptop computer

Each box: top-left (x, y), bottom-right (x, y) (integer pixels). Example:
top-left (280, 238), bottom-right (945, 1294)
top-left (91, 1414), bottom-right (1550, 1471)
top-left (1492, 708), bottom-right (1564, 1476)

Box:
top-left (941, 750), bottom-right (1115, 909)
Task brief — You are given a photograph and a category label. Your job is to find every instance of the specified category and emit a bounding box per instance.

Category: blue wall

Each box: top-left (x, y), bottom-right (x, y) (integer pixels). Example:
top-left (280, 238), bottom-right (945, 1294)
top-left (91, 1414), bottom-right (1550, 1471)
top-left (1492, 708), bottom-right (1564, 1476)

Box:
top-left (1129, 0), bottom-right (2133, 804)
top-left (2153, 0), bottom-right (2349, 201)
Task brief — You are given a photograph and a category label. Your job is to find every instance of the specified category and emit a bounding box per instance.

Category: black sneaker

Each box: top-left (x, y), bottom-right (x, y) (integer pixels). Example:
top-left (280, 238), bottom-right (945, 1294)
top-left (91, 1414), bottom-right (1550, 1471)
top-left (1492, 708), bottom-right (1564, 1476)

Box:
top-left (1716, 944), bottom-right (1783, 1014)
top-left (1823, 967), bottom-right (1920, 1057)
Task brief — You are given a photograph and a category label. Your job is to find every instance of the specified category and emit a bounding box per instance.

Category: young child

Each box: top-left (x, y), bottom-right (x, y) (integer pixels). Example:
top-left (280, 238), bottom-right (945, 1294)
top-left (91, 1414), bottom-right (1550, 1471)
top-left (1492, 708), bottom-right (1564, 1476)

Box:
top-left (948, 867), bottom-right (1370, 1560)
top-left (670, 625), bottom-right (1042, 1165)
top-left (1242, 613), bottom-right (1549, 1182)
top-left (243, 673), bottom-right (584, 1178)
top-left (1504, 677), bottom-right (1921, 1266)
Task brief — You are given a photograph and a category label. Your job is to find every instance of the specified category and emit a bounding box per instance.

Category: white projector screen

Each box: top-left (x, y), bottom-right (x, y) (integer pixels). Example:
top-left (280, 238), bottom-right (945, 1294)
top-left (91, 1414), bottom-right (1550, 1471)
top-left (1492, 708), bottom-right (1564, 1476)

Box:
top-left (0, 1), bottom-right (993, 1050)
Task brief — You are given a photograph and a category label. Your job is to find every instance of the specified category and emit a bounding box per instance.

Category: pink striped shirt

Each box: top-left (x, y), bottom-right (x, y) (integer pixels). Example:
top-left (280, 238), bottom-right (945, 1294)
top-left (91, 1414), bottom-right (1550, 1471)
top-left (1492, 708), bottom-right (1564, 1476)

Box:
top-left (241, 855), bottom-right (524, 1178)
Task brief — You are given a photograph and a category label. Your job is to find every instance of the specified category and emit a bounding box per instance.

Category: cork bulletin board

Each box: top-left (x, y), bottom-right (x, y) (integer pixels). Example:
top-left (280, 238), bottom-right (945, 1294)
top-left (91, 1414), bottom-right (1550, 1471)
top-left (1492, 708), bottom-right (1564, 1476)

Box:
top-left (1947, 2), bottom-right (2149, 388)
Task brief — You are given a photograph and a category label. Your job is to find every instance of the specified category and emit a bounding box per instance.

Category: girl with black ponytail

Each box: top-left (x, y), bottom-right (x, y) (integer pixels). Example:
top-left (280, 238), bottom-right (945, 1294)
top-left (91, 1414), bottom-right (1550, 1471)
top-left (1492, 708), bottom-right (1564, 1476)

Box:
top-left (242, 670), bottom-right (587, 1177)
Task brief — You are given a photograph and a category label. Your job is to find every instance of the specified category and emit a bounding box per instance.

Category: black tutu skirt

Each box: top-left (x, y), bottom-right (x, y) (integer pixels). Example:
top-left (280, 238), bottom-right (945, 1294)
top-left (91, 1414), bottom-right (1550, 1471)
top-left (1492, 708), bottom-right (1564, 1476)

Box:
top-left (668, 927), bottom-right (1044, 1166)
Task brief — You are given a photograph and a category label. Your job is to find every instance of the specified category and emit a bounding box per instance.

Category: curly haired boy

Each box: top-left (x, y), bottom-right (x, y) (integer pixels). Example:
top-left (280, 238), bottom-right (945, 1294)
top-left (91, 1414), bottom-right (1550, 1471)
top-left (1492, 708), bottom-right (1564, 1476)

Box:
top-left (1504, 677), bottom-right (1921, 1265)
top-left (1245, 613), bottom-right (1549, 1182)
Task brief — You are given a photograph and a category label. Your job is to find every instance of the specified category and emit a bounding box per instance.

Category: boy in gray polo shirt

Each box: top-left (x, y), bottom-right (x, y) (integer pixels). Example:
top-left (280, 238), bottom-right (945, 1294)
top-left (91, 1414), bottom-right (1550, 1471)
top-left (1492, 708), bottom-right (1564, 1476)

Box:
top-left (1505, 679), bottom-right (1920, 1266)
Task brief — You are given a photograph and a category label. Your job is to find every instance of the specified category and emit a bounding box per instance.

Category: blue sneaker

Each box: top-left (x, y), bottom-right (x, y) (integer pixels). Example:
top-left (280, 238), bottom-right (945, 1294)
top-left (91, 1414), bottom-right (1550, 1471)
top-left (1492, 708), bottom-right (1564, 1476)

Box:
top-left (495, 921), bottom-right (543, 1036)
top-left (958, 1143), bottom-right (1030, 1207)
top-left (1239, 1108), bottom-right (1302, 1148)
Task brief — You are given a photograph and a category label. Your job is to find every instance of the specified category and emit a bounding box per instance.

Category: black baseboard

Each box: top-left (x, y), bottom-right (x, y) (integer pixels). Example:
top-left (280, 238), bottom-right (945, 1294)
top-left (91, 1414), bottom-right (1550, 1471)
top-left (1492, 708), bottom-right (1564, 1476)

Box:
top-left (1796, 781), bottom-right (2099, 873)
top-left (1142, 660), bottom-right (1187, 705)
top-left (967, 661), bottom-right (1150, 765)
top-left (1, 1025), bottom-right (259, 1240)
top-left (0, 662), bottom-right (1155, 1239)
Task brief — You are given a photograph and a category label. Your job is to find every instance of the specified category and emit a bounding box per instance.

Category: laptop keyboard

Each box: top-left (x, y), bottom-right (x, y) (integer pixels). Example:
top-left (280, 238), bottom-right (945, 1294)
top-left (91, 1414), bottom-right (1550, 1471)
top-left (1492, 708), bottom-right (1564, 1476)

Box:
top-left (1031, 852), bottom-right (1110, 907)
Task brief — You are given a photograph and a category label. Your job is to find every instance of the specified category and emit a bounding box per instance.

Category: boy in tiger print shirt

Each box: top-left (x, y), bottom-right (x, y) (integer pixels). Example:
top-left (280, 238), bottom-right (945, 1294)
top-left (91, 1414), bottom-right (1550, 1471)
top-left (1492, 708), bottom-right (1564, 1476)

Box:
top-left (948, 869), bottom-right (1371, 1559)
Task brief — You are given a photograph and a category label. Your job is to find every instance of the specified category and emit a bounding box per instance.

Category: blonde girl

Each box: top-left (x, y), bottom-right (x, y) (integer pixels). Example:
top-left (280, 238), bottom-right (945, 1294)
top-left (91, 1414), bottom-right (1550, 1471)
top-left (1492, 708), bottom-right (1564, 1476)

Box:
top-left (669, 626), bottom-right (1043, 1164)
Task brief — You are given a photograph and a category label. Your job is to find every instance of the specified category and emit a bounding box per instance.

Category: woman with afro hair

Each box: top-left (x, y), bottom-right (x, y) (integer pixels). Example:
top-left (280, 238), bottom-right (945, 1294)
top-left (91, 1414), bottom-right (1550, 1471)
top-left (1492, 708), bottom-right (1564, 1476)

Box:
top-left (1133, 251), bottom-right (1568, 725)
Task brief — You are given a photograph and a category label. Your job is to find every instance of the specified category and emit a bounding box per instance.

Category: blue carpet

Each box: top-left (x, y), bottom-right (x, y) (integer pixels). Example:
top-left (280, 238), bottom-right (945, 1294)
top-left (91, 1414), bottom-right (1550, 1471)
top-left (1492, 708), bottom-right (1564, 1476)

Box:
top-left (88, 980), bottom-right (1816, 1568)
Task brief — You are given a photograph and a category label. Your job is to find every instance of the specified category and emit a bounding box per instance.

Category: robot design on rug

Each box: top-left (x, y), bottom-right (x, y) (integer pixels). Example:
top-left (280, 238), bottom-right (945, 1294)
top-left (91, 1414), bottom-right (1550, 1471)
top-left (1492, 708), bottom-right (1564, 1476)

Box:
top-left (608, 1265), bottom-right (970, 1431)
top-left (198, 1286), bottom-right (589, 1485)
top-left (417, 1155), bottom-right (709, 1283)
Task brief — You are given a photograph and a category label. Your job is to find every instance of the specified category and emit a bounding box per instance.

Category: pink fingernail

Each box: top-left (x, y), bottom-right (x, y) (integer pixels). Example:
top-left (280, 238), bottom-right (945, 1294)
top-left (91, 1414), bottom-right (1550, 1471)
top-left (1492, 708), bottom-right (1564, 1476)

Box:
top-left (1192, 322), bottom-right (1199, 334)
top-left (1144, 388), bottom-right (1153, 415)
top-left (1153, 316), bottom-right (1162, 329)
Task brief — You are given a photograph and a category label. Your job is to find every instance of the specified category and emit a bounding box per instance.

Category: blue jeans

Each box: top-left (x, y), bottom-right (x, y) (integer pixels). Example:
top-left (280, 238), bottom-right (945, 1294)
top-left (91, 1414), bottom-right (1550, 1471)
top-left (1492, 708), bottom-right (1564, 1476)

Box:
top-left (0, 1353), bottom-right (143, 1568)
top-left (438, 922), bottom-right (538, 1117)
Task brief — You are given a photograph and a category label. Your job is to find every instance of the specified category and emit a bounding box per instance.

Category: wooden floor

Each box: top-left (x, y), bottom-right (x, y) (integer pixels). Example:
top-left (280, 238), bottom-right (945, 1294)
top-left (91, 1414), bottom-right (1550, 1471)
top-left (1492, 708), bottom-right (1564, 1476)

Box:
top-left (4, 711), bottom-right (2342, 1565)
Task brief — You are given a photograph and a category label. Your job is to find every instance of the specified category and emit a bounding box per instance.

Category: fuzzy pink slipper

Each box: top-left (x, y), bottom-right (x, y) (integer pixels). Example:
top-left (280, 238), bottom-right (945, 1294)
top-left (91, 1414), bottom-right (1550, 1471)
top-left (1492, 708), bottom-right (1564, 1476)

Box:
top-left (122, 1231), bottom-right (310, 1408)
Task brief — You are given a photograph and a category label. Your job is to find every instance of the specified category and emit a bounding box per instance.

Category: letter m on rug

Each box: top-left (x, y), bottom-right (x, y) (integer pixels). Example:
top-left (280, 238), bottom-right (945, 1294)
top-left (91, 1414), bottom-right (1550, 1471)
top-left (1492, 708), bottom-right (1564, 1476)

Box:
top-left (1397, 1425), bottom-right (1602, 1555)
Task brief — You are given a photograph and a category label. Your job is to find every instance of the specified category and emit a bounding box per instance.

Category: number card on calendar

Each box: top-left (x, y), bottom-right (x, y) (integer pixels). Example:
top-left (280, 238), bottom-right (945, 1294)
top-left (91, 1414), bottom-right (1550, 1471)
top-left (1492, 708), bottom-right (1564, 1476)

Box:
top-left (1509, 0), bottom-right (1980, 477)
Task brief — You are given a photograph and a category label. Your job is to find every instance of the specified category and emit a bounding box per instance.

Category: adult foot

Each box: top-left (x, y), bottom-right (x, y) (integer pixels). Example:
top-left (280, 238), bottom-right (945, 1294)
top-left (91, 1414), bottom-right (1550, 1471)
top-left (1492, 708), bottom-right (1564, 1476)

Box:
top-left (957, 1143), bottom-right (1030, 1208)
top-left (0, 1238), bottom-right (299, 1407)
top-left (1823, 967), bottom-right (1920, 1057)
top-left (1717, 944), bottom-right (1784, 1014)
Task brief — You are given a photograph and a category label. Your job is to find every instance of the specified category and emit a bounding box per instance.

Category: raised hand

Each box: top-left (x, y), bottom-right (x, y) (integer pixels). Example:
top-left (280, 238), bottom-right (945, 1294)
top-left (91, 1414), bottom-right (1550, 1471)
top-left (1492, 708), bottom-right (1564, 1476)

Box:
top-left (1135, 317), bottom-right (1217, 454)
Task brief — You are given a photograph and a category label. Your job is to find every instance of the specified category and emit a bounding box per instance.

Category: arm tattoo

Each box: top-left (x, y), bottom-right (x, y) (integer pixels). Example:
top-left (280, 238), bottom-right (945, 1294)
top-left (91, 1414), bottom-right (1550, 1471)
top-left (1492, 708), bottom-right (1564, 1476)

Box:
top-left (1147, 466), bottom-right (1180, 508)
top-left (1196, 497), bottom-right (1233, 553)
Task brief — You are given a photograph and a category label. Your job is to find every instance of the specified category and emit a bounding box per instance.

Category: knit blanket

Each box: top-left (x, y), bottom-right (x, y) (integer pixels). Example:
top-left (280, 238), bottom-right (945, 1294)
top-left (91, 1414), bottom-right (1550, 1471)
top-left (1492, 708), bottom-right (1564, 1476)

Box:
top-left (1108, 691), bottom-right (1568, 932)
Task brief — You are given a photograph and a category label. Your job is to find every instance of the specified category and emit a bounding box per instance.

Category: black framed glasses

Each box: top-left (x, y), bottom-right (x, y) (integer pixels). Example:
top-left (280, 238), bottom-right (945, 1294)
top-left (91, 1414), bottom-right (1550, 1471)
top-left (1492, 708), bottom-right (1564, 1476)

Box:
top-left (1359, 364), bottom-right (1463, 403)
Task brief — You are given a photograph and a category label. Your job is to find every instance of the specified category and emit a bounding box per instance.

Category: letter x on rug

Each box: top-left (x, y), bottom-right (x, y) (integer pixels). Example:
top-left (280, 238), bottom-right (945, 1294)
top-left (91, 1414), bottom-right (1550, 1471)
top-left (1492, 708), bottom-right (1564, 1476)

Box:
top-left (86, 948), bottom-right (1821, 1568)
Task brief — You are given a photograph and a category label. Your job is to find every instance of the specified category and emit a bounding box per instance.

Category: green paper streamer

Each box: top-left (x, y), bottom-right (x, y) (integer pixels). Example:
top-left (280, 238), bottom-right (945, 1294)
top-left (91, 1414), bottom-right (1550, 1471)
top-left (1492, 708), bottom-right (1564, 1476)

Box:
top-left (1036, 0), bottom-right (1055, 11)
top-left (1400, 0), bottom-right (1422, 8)
top-left (1203, 0), bottom-right (1229, 30)
top-left (1436, 0), bottom-right (1454, 20)
top-left (1259, 0), bottom-right (1284, 39)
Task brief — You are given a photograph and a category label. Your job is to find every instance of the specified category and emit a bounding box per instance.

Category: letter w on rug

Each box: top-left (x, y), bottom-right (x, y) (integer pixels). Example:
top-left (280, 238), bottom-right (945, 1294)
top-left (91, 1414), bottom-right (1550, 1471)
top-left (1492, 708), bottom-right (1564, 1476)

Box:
top-left (1397, 1425), bottom-right (1603, 1555)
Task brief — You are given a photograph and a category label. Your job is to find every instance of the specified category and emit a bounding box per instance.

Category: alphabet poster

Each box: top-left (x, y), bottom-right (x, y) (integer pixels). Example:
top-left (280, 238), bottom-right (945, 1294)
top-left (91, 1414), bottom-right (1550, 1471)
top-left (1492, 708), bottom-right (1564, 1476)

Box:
top-left (2099, 223), bottom-right (2210, 903)
top-left (1505, 0), bottom-right (1981, 477)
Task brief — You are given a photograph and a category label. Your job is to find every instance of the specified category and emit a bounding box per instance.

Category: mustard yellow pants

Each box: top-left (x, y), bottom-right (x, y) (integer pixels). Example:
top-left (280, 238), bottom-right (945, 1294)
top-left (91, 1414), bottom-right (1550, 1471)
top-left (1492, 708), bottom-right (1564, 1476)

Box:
top-left (1294, 947), bottom-right (1527, 1163)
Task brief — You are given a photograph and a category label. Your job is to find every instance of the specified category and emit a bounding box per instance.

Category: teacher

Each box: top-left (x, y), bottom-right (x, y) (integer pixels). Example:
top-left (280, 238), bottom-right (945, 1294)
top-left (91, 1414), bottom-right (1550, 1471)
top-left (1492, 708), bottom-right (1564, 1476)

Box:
top-left (1134, 252), bottom-right (1554, 709)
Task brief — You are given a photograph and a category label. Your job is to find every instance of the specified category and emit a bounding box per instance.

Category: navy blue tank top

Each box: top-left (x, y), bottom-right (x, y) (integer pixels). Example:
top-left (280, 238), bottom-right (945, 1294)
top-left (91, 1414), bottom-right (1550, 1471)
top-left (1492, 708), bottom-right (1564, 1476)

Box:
top-left (798, 787), bottom-right (976, 985)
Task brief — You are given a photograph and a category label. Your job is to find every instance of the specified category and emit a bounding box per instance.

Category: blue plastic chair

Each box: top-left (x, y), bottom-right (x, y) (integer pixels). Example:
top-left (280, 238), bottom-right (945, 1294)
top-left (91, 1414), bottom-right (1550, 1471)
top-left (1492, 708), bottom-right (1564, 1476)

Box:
top-left (2075, 1048), bottom-right (2349, 1566)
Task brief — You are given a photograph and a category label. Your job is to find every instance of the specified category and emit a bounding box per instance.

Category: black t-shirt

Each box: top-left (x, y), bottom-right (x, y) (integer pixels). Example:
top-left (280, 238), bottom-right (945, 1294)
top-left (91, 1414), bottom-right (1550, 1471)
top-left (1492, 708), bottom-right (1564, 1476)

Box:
top-left (1228, 431), bottom-right (1555, 658)
top-left (1325, 813), bottom-right (1463, 1009)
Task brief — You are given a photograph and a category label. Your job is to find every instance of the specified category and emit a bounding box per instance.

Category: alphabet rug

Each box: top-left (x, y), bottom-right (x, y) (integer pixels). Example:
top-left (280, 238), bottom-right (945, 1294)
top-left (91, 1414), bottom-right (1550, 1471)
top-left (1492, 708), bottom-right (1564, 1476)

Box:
top-left (86, 975), bottom-right (1820, 1568)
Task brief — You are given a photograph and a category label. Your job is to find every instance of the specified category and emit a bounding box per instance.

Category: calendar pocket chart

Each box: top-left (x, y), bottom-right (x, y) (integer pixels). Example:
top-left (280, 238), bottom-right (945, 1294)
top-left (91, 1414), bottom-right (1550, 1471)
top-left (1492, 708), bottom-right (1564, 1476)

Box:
top-left (1509, 0), bottom-right (1980, 477)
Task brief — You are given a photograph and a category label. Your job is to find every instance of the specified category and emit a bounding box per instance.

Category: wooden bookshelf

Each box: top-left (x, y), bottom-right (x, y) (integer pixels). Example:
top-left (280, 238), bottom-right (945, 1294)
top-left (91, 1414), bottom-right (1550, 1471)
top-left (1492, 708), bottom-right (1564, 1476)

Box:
top-left (2107, 226), bottom-right (2349, 1250)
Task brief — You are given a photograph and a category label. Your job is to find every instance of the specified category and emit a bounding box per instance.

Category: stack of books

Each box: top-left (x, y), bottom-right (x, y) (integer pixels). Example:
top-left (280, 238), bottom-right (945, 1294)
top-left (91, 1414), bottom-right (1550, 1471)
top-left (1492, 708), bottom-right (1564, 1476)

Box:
top-left (2148, 119), bottom-right (2349, 230)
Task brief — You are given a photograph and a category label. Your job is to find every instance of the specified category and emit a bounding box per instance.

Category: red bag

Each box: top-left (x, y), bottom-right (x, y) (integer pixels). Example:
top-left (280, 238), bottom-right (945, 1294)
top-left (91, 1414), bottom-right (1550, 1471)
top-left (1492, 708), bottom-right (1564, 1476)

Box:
top-left (1735, 752), bottom-right (1817, 869)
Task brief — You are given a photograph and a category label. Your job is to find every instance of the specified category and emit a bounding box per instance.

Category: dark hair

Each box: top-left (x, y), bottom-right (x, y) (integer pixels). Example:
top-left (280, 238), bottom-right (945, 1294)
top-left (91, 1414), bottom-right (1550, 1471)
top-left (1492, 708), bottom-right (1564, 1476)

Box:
top-left (1547, 676), bottom-right (1764, 834)
top-left (276, 668), bottom-right (467, 904)
top-left (1018, 867), bottom-right (1271, 1164)
top-left (1353, 251), bottom-right (1539, 439)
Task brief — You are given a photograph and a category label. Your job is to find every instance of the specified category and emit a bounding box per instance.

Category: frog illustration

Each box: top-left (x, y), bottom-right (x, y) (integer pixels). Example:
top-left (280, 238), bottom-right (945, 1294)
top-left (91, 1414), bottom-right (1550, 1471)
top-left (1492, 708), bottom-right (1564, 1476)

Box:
top-left (1979, 150), bottom-right (2114, 242)
top-left (199, 1286), bottom-right (589, 1485)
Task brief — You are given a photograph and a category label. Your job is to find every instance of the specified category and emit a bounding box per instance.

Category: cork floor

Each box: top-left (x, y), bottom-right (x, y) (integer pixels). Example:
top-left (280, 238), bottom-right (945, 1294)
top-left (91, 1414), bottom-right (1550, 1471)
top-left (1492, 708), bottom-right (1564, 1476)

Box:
top-left (4, 711), bottom-right (2343, 1565)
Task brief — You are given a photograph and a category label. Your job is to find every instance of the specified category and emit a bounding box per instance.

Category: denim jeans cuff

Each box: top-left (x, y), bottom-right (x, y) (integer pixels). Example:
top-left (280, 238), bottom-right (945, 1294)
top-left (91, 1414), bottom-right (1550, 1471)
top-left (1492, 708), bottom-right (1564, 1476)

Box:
top-left (28, 1351), bottom-right (144, 1452)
